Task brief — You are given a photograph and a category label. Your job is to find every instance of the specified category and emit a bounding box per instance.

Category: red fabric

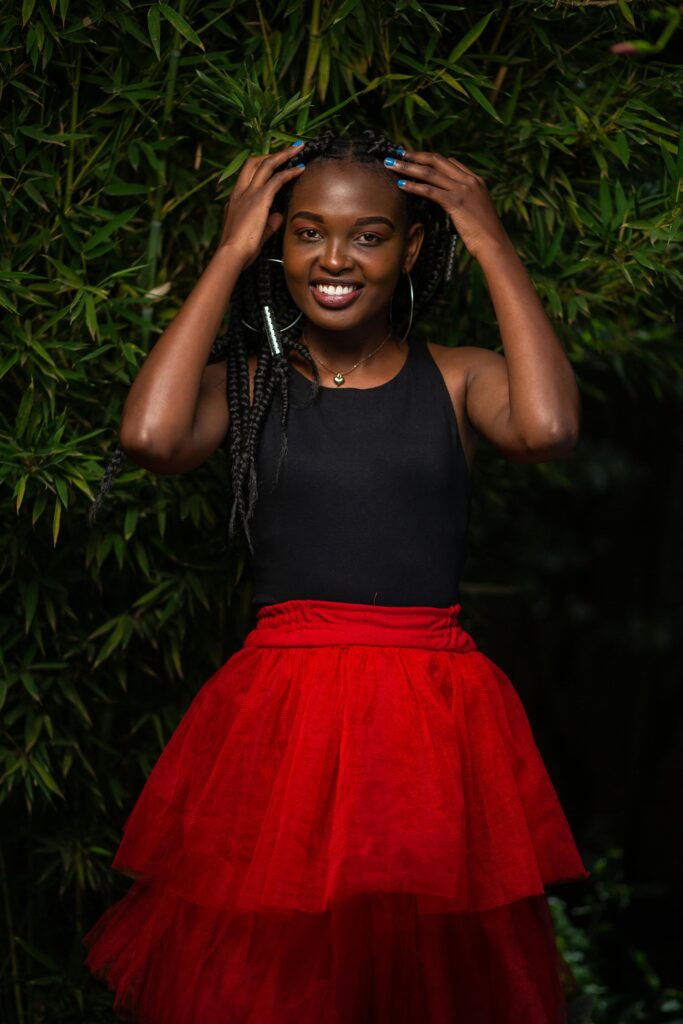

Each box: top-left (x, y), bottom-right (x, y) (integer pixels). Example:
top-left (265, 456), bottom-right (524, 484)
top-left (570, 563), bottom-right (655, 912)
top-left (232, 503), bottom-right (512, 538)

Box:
top-left (83, 598), bottom-right (589, 1023)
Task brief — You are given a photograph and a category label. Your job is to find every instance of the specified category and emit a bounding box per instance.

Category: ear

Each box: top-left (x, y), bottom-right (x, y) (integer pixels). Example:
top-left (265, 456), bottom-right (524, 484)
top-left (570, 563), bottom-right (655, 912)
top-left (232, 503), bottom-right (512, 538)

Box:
top-left (402, 222), bottom-right (424, 274)
top-left (263, 211), bottom-right (284, 244)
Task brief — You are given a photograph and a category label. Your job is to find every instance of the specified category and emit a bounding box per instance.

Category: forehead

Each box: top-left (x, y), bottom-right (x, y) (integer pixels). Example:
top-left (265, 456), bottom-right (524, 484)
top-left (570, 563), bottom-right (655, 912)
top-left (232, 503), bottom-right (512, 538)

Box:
top-left (287, 158), bottom-right (406, 224)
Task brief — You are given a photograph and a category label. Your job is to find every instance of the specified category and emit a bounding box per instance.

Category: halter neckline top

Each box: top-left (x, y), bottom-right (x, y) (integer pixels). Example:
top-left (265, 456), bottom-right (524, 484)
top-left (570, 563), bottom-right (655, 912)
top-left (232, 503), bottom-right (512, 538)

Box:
top-left (248, 338), bottom-right (471, 608)
top-left (288, 342), bottom-right (412, 392)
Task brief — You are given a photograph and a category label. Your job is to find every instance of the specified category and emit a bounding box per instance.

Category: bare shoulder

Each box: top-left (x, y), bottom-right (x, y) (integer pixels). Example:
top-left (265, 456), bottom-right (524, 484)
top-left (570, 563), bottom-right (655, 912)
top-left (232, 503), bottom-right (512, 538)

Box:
top-left (425, 341), bottom-right (501, 473)
top-left (426, 341), bottom-right (506, 385)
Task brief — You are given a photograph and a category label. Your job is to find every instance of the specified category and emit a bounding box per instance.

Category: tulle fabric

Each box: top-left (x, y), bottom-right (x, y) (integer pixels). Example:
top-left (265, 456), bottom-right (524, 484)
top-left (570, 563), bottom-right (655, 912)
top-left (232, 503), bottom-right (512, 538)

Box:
top-left (83, 598), bottom-right (589, 1023)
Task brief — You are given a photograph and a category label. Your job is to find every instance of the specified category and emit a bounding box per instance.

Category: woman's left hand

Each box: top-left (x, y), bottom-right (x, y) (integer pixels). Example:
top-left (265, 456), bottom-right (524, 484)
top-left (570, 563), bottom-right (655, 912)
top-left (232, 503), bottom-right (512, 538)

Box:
top-left (384, 150), bottom-right (510, 261)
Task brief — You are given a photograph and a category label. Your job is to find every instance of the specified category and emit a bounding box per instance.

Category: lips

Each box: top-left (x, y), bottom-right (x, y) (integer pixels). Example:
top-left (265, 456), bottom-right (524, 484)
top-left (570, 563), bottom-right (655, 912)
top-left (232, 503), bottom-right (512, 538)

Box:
top-left (309, 281), bottom-right (364, 309)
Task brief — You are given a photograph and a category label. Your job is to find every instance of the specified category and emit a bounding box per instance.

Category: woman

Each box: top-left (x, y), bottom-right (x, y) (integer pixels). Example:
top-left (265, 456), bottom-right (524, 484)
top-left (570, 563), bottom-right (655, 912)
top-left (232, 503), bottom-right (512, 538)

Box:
top-left (83, 129), bottom-right (589, 1023)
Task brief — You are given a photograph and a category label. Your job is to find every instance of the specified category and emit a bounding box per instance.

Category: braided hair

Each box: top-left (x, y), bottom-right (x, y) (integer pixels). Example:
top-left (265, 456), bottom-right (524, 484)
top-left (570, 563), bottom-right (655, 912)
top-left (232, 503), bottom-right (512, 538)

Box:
top-left (88, 128), bottom-right (459, 552)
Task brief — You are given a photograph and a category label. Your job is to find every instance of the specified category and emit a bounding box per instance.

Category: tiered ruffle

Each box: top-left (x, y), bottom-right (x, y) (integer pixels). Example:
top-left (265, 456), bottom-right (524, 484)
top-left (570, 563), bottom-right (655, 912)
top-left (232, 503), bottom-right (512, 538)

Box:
top-left (83, 598), bottom-right (588, 1023)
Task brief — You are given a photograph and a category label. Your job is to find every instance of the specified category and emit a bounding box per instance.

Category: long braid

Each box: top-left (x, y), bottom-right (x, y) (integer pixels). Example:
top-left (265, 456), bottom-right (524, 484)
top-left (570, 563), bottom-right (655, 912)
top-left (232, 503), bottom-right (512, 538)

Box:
top-left (225, 291), bottom-right (251, 539)
top-left (87, 444), bottom-right (127, 526)
top-left (88, 128), bottom-right (459, 552)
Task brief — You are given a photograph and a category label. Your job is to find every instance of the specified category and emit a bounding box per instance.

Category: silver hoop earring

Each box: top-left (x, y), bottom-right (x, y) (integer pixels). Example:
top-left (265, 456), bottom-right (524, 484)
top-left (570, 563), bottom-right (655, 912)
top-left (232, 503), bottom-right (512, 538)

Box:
top-left (389, 271), bottom-right (414, 343)
top-left (241, 310), bottom-right (302, 334)
top-left (240, 258), bottom-right (302, 337)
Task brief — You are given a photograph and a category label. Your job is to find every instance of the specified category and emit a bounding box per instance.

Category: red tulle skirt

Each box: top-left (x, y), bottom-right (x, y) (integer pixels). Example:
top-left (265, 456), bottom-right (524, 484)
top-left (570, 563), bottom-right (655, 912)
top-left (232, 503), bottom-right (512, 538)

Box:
top-left (83, 598), bottom-right (589, 1023)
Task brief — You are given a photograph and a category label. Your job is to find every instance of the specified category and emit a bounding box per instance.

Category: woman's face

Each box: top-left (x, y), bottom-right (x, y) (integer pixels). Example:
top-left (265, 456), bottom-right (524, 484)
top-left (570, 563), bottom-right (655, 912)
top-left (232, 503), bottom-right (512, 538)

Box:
top-left (281, 159), bottom-right (424, 333)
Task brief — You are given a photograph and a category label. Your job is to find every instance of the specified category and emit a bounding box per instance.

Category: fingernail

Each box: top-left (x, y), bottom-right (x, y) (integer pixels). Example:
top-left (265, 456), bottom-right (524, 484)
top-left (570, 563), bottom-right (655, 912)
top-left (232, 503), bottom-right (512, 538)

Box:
top-left (396, 147), bottom-right (406, 155)
top-left (397, 179), bottom-right (406, 187)
top-left (296, 163), bottom-right (305, 169)
top-left (384, 157), bottom-right (396, 166)
top-left (291, 139), bottom-right (303, 147)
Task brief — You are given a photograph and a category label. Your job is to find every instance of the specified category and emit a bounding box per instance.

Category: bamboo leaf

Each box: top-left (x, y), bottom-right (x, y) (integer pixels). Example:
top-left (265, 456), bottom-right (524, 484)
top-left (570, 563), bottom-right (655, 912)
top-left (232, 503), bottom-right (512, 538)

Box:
top-left (22, 0), bottom-right (37, 25)
top-left (148, 4), bottom-right (162, 61)
top-left (21, 672), bottom-right (41, 702)
top-left (32, 759), bottom-right (64, 798)
top-left (52, 496), bottom-right (61, 546)
top-left (83, 207), bottom-right (140, 254)
top-left (15, 474), bottom-right (28, 513)
top-left (461, 79), bottom-right (502, 123)
top-left (158, 3), bottom-right (205, 50)
top-left (54, 476), bottom-right (68, 508)
top-left (446, 12), bottom-right (494, 65)
top-left (123, 506), bottom-right (138, 540)
top-left (616, 0), bottom-right (636, 29)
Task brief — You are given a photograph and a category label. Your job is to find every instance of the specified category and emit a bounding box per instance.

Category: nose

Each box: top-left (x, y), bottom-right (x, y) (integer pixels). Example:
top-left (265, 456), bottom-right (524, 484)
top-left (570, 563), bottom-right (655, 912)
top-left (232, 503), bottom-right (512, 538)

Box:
top-left (318, 238), bottom-right (354, 275)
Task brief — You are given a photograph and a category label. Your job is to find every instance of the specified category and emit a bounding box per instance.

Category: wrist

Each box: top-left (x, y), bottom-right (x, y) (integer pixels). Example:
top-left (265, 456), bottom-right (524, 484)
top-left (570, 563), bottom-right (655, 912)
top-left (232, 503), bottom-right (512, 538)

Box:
top-left (473, 234), bottom-right (518, 270)
top-left (211, 241), bottom-right (250, 273)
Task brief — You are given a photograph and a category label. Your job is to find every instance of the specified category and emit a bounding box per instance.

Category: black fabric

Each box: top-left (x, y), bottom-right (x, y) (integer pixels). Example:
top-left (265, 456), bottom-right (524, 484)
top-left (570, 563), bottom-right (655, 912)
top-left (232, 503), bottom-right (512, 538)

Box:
top-left (249, 337), bottom-right (471, 608)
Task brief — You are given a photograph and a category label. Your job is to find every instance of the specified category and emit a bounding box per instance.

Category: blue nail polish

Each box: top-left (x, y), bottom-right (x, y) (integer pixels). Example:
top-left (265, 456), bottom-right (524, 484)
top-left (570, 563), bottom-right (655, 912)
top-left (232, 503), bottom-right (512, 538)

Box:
top-left (384, 157), bottom-right (396, 166)
top-left (396, 147), bottom-right (406, 156)
top-left (397, 179), bottom-right (406, 187)
top-left (291, 139), bottom-right (303, 147)
top-left (296, 163), bottom-right (305, 169)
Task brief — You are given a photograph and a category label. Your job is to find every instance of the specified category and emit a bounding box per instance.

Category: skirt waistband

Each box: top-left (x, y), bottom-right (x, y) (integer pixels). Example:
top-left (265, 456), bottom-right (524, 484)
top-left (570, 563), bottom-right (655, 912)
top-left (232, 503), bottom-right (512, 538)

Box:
top-left (243, 599), bottom-right (479, 652)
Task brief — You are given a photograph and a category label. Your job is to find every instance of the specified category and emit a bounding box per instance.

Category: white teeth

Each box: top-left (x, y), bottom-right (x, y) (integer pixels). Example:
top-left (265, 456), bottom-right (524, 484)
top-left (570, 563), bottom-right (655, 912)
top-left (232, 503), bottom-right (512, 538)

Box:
top-left (314, 284), bottom-right (358, 296)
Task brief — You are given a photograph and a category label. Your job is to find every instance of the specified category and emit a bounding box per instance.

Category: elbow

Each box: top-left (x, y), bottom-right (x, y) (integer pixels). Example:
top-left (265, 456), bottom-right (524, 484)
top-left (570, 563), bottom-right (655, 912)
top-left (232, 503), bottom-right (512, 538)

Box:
top-left (118, 423), bottom-right (184, 471)
top-left (516, 419), bottom-right (580, 462)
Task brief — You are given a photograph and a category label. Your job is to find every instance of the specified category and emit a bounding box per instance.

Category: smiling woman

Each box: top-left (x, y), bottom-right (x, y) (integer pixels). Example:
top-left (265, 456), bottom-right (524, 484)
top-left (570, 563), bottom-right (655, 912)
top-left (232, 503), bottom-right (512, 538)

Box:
top-left (83, 128), bottom-right (587, 1023)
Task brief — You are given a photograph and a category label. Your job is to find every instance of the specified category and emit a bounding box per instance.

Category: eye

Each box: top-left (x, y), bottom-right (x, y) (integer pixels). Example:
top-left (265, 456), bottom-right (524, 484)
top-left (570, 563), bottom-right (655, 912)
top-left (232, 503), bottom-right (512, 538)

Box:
top-left (298, 227), bottom-right (322, 240)
top-left (357, 232), bottom-right (382, 245)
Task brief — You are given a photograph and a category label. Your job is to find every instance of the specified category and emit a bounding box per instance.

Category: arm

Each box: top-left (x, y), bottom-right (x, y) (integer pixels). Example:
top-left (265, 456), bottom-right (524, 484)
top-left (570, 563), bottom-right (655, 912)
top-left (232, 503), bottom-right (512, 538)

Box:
top-left (119, 246), bottom-right (239, 472)
top-left (462, 238), bottom-right (580, 463)
top-left (385, 151), bottom-right (580, 463)
top-left (119, 144), bottom-right (306, 474)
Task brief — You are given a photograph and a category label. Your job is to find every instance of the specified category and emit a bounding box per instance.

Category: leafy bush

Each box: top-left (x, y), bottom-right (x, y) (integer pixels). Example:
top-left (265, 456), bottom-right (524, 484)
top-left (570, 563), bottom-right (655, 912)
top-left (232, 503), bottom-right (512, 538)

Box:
top-left (1, 1), bottom-right (680, 1020)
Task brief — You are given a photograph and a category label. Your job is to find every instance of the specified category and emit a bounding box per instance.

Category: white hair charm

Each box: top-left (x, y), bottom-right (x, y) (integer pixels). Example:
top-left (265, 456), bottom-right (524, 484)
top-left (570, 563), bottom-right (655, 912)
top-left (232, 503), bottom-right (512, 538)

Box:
top-left (261, 305), bottom-right (284, 357)
top-left (443, 231), bottom-right (459, 283)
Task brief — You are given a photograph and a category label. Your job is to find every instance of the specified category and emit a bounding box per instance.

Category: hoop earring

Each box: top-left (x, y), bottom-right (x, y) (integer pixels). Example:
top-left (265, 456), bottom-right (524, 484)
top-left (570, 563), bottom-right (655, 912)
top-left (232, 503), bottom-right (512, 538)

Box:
top-left (389, 271), bottom-right (414, 343)
top-left (240, 258), bottom-right (302, 337)
top-left (241, 310), bottom-right (302, 334)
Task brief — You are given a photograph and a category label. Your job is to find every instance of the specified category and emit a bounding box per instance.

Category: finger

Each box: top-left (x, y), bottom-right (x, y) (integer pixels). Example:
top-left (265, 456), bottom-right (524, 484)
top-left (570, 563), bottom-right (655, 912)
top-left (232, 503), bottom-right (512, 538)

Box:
top-left (233, 144), bottom-right (303, 195)
top-left (446, 156), bottom-right (484, 180)
top-left (232, 153), bottom-right (271, 195)
top-left (400, 150), bottom-right (478, 182)
top-left (261, 162), bottom-right (307, 202)
top-left (249, 142), bottom-right (306, 190)
top-left (384, 157), bottom-right (458, 193)
top-left (393, 178), bottom-right (452, 206)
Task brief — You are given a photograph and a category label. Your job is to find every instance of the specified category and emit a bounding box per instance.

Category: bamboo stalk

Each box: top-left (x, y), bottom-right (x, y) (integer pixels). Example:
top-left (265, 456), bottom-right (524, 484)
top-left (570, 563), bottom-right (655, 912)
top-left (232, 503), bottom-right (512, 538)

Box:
top-left (141, 2), bottom-right (185, 342)
top-left (59, 49), bottom-right (81, 265)
top-left (255, 0), bottom-right (280, 102)
top-left (0, 840), bottom-right (25, 1024)
top-left (301, 0), bottom-right (322, 99)
top-left (64, 50), bottom-right (81, 215)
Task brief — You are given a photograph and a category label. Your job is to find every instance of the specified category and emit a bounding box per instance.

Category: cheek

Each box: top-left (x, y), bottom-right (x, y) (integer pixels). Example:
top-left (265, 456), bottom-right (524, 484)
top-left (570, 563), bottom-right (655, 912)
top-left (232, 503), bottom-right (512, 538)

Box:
top-left (282, 240), bottom-right (309, 279)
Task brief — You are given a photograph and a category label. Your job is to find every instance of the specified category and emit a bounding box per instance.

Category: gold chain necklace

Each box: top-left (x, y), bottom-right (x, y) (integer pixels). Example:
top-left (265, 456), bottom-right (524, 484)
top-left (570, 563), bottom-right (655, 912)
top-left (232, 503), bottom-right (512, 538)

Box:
top-left (304, 330), bottom-right (394, 386)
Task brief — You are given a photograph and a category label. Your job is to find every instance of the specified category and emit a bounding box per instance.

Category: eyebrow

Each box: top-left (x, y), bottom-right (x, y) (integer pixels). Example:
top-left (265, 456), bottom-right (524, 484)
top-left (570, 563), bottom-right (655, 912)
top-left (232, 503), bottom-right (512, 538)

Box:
top-left (290, 211), bottom-right (396, 229)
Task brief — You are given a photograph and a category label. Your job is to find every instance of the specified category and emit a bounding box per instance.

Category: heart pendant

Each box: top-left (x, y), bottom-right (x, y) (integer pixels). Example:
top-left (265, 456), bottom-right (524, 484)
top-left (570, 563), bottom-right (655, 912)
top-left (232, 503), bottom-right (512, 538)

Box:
top-left (333, 373), bottom-right (345, 386)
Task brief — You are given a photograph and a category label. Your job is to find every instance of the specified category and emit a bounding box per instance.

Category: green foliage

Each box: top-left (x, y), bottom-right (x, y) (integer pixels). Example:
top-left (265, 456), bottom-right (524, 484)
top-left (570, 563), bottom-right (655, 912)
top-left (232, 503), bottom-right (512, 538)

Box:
top-left (551, 850), bottom-right (683, 1024)
top-left (1, 1), bottom-right (681, 1020)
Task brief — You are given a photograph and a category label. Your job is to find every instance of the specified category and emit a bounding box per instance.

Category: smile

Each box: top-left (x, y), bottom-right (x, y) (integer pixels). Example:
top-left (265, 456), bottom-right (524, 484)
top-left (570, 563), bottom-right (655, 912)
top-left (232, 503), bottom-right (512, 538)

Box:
top-left (310, 283), bottom-right (364, 309)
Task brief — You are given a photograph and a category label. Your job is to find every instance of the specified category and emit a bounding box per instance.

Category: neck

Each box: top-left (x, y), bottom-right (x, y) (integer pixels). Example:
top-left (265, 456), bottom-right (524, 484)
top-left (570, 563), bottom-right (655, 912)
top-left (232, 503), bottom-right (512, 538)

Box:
top-left (301, 313), bottom-right (398, 362)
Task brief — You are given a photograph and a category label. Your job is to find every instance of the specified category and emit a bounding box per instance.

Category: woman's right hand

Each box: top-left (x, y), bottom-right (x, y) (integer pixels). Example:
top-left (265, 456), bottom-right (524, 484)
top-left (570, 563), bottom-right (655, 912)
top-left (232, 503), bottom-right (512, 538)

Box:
top-left (219, 143), bottom-right (306, 269)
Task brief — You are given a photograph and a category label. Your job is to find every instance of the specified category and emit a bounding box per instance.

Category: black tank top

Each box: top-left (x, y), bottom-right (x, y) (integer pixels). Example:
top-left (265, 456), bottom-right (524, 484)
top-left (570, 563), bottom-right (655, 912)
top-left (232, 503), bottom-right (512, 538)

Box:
top-left (249, 338), bottom-right (471, 608)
